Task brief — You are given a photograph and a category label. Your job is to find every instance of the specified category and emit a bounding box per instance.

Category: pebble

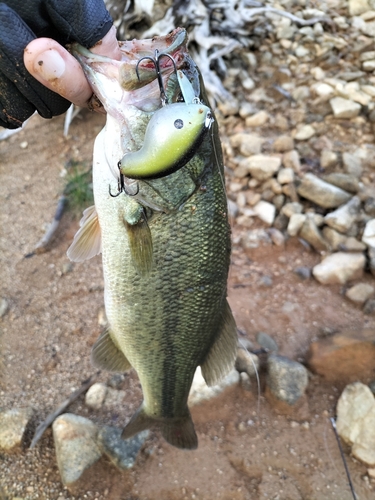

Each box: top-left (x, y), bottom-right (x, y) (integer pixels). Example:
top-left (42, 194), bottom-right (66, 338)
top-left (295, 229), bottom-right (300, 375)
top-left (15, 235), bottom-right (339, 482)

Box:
top-left (312, 252), bottom-right (366, 285)
top-left (294, 124), bottom-right (316, 141)
top-left (188, 367), bottom-right (240, 406)
top-left (322, 173), bottom-right (360, 193)
top-left (324, 196), bottom-right (360, 233)
top-left (268, 227), bottom-right (285, 246)
top-left (349, 0), bottom-right (371, 16)
top-left (53, 414), bottom-right (102, 487)
top-left (282, 149), bottom-right (301, 173)
top-left (299, 216), bottom-right (331, 252)
top-left (245, 110), bottom-right (269, 127)
top-left (245, 155), bottom-right (281, 181)
top-left (235, 347), bottom-right (260, 377)
top-left (287, 214), bottom-right (306, 237)
top-left (257, 332), bottom-right (278, 353)
top-left (337, 382), bottom-right (375, 466)
top-left (253, 200), bottom-right (276, 225)
top-left (266, 355), bottom-right (308, 406)
top-left (362, 219), bottom-right (375, 248)
top-left (273, 135), bottom-right (294, 152)
top-left (230, 133), bottom-right (265, 156)
top-left (0, 408), bottom-right (34, 451)
top-left (364, 298), bottom-right (375, 315)
top-left (294, 266), bottom-right (312, 280)
top-left (342, 152), bottom-right (362, 177)
top-left (297, 173), bottom-right (352, 208)
top-left (322, 227), bottom-right (347, 251)
top-left (320, 149), bottom-right (338, 169)
top-left (329, 97), bottom-right (361, 119)
top-left (282, 202), bottom-right (303, 218)
top-left (346, 283), bottom-right (375, 304)
top-left (0, 298), bottom-right (9, 318)
top-left (85, 383), bottom-right (107, 410)
top-left (277, 167), bottom-right (294, 184)
top-left (97, 426), bottom-right (149, 470)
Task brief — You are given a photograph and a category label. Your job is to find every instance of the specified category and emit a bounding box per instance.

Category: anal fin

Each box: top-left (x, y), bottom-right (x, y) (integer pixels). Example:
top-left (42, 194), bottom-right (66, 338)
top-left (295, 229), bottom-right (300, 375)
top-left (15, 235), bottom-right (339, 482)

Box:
top-left (91, 328), bottom-right (132, 373)
top-left (200, 299), bottom-right (238, 386)
top-left (67, 205), bottom-right (102, 262)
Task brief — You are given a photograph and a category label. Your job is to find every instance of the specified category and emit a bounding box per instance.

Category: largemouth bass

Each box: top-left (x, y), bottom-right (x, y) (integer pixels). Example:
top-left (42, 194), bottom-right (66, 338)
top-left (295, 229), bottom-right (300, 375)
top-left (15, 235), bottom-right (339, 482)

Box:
top-left (68, 28), bottom-right (238, 450)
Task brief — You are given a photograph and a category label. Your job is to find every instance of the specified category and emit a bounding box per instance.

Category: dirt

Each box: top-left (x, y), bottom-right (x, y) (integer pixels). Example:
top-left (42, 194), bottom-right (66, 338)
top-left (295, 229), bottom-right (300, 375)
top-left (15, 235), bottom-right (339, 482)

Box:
top-left (1, 111), bottom-right (375, 500)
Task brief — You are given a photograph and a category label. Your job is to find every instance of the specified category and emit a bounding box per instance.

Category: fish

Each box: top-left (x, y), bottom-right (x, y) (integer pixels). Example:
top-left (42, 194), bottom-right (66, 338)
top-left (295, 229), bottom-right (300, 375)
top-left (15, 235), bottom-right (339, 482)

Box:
top-left (68, 28), bottom-right (238, 450)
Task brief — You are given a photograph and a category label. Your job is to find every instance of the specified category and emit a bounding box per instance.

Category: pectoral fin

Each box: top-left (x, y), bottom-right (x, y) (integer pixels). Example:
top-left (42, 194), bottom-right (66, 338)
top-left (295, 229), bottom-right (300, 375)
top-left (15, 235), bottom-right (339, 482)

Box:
top-left (124, 206), bottom-right (153, 276)
top-left (91, 328), bottom-right (132, 373)
top-left (200, 299), bottom-right (238, 386)
top-left (67, 205), bottom-right (101, 262)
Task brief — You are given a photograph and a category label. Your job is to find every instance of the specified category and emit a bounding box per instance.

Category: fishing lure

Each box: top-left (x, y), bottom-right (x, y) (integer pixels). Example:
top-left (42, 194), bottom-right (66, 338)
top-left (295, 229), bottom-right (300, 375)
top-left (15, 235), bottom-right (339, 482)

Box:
top-left (118, 51), bottom-right (213, 181)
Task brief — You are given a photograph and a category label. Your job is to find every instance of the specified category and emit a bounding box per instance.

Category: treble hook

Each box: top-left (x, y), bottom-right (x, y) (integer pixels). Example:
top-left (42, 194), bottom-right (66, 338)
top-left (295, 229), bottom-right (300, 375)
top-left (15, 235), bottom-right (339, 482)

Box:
top-left (136, 49), bottom-right (177, 106)
top-left (109, 162), bottom-right (139, 197)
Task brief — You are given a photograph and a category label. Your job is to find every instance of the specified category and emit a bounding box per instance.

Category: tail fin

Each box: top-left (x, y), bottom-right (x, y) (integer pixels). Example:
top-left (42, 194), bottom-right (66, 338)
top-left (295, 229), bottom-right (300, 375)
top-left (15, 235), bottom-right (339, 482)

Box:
top-left (121, 404), bottom-right (198, 450)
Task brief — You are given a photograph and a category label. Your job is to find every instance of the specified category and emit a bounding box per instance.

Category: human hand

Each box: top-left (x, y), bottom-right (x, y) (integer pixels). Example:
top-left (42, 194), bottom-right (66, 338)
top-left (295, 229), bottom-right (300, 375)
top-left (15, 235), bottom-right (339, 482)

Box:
top-left (0, 0), bottom-right (121, 129)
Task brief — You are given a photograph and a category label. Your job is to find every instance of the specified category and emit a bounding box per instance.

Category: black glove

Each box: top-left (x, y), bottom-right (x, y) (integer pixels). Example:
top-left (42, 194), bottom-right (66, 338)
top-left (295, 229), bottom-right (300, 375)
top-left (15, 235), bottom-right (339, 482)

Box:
top-left (0, 0), bottom-right (112, 128)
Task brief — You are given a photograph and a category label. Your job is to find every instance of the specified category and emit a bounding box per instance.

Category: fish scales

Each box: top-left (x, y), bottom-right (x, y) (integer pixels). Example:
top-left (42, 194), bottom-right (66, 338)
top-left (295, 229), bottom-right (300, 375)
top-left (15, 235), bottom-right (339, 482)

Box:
top-left (69, 28), bottom-right (238, 449)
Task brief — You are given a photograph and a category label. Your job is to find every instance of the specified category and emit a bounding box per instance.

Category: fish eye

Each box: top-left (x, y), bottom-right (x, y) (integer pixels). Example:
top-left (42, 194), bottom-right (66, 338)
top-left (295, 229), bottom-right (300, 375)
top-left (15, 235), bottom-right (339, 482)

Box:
top-left (174, 119), bottom-right (184, 129)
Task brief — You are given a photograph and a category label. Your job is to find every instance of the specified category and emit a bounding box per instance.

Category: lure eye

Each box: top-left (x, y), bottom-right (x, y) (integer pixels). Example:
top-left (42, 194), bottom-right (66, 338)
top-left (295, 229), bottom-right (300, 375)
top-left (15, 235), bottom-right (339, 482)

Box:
top-left (174, 119), bottom-right (183, 129)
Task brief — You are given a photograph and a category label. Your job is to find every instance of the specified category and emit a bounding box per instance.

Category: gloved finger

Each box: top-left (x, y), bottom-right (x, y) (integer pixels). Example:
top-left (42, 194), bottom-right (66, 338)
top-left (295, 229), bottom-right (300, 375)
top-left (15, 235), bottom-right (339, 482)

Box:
top-left (24, 27), bottom-right (121, 108)
top-left (0, 3), bottom-right (70, 128)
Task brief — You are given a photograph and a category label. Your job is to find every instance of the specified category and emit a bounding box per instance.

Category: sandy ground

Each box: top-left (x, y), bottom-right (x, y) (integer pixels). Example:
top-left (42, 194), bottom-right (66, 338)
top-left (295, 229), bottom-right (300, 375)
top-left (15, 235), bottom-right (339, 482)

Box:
top-left (1, 111), bottom-right (375, 500)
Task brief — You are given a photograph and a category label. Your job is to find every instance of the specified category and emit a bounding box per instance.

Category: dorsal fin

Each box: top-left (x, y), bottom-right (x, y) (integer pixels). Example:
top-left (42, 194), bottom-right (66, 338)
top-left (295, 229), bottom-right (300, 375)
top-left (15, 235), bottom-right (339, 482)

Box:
top-left (67, 205), bottom-right (102, 262)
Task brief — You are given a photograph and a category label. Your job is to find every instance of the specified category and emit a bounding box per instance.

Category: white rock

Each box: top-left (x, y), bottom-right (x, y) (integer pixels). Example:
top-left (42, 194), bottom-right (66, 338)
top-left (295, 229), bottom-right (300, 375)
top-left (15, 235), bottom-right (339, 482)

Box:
top-left (188, 367), bottom-right (240, 406)
top-left (245, 110), bottom-right (269, 127)
top-left (311, 82), bottom-right (335, 98)
top-left (294, 124), bottom-right (316, 141)
top-left (277, 168), bottom-right (294, 184)
top-left (282, 202), bottom-right (303, 218)
top-left (337, 382), bottom-right (375, 466)
top-left (342, 152), bottom-right (362, 177)
top-left (324, 196), bottom-right (360, 233)
top-left (253, 201), bottom-right (276, 225)
top-left (245, 155), bottom-right (282, 181)
top-left (349, 0), bottom-right (371, 16)
top-left (362, 219), bottom-right (375, 248)
top-left (53, 414), bottom-right (102, 486)
top-left (320, 149), bottom-right (338, 169)
top-left (346, 283), bottom-right (375, 304)
top-left (330, 97), bottom-right (361, 119)
top-left (287, 214), bottom-right (306, 237)
top-left (85, 383), bottom-right (107, 410)
top-left (297, 173), bottom-right (352, 208)
top-left (312, 252), bottom-right (366, 285)
top-left (0, 408), bottom-right (34, 451)
top-left (283, 150), bottom-right (301, 173)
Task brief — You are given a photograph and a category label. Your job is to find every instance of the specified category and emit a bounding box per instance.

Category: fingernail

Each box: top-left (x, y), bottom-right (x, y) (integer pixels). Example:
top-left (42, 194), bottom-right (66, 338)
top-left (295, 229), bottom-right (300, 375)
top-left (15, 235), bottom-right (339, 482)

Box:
top-left (34, 49), bottom-right (65, 80)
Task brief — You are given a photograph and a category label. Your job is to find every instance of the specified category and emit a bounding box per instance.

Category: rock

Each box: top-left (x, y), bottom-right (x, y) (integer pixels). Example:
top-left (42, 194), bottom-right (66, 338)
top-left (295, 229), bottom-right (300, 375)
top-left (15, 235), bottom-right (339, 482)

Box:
top-left (320, 150), bottom-right (338, 169)
top-left (53, 414), bottom-right (102, 487)
top-left (322, 173), bottom-right (360, 193)
top-left (364, 298), bottom-right (375, 315)
top-left (273, 135), bottom-right (294, 152)
top-left (0, 408), bottom-right (34, 451)
top-left (277, 167), bottom-right (294, 184)
top-left (322, 227), bottom-right (347, 251)
top-left (342, 152), bottom-right (362, 177)
top-left (283, 149), bottom-right (301, 173)
top-left (324, 196), bottom-right (360, 233)
top-left (97, 426), bottom-right (149, 470)
top-left (227, 199), bottom-right (239, 219)
top-left (311, 82), bottom-right (335, 99)
top-left (230, 133), bottom-right (265, 156)
top-left (337, 382), bottom-right (375, 467)
top-left (85, 383), bottom-right (107, 410)
top-left (245, 110), bottom-right (269, 127)
top-left (308, 329), bottom-right (375, 383)
top-left (349, 0), bottom-right (371, 16)
top-left (257, 332), bottom-right (278, 353)
top-left (235, 347), bottom-right (260, 377)
top-left (330, 97), bottom-right (361, 119)
top-left (241, 229), bottom-right (272, 249)
top-left (287, 213), bottom-right (306, 237)
top-left (245, 191), bottom-right (261, 206)
top-left (364, 197), bottom-right (375, 216)
top-left (245, 155), bottom-right (281, 181)
top-left (282, 202), bottom-right (303, 218)
top-left (268, 228), bottom-right (285, 246)
top-left (293, 266), bottom-right (312, 280)
top-left (299, 216), bottom-right (331, 252)
top-left (253, 201), bottom-right (276, 225)
top-left (188, 367), bottom-right (240, 406)
top-left (369, 247), bottom-right (375, 276)
top-left (297, 173), bottom-right (352, 208)
top-left (346, 283), bottom-right (375, 304)
top-left (103, 387), bottom-right (126, 407)
top-left (294, 124), bottom-right (316, 141)
top-left (0, 298), bottom-right (9, 318)
top-left (362, 219), bottom-right (375, 248)
top-left (341, 237), bottom-right (367, 252)
top-left (266, 355), bottom-right (308, 406)
top-left (313, 252), bottom-right (365, 284)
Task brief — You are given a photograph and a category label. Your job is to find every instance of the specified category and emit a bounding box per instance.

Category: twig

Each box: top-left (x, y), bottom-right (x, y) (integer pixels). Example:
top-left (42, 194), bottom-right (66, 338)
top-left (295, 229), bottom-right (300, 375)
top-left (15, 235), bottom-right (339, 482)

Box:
top-left (30, 371), bottom-right (100, 449)
top-left (330, 417), bottom-right (358, 500)
top-left (25, 195), bottom-right (67, 258)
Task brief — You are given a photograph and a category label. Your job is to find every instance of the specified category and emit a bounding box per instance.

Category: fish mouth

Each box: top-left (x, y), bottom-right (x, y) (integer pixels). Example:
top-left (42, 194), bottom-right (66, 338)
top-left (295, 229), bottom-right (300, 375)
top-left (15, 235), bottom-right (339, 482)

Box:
top-left (71, 28), bottom-right (192, 114)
